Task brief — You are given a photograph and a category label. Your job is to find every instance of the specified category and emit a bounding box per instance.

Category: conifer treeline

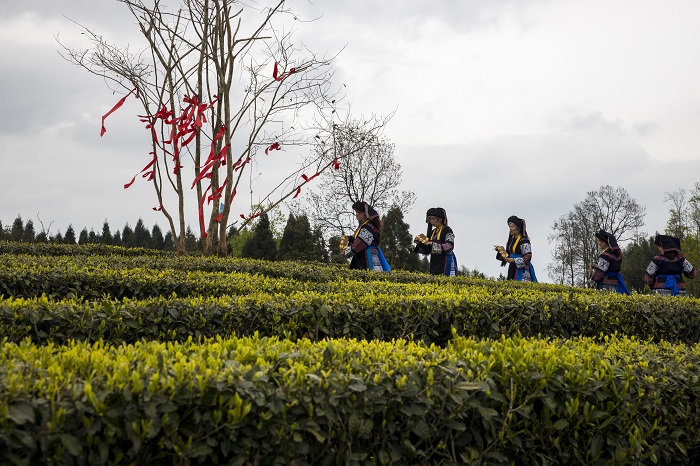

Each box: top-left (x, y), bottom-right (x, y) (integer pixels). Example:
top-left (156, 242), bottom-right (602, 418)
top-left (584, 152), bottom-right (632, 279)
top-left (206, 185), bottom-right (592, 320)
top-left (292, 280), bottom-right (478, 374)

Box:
top-left (0, 207), bottom-right (432, 272)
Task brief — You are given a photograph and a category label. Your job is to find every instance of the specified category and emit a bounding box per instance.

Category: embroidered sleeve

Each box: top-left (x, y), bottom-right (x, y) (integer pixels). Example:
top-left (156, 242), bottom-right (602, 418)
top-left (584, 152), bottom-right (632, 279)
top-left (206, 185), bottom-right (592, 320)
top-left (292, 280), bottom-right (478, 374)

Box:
top-left (442, 232), bottom-right (455, 253)
top-left (358, 228), bottom-right (374, 245)
top-left (596, 257), bottom-right (610, 272)
top-left (431, 242), bottom-right (443, 255)
top-left (645, 261), bottom-right (658, 276)
top-left (644, 260), bottom-right (658, 286)
top-left (349, 227), bottom-right (374, 256)
top-left (683, 259), bottom-right (696, 278)
top-left (514, 242), bottom-right (532, 268)
top-left (343, 246), bottom-right (353, 258)
top-left (590, 256), bottom-right (610, 283)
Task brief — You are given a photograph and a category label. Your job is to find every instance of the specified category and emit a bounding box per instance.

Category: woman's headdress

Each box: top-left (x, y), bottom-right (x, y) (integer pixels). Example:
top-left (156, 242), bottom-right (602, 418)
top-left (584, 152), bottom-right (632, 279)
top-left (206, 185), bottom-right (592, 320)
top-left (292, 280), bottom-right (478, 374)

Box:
top-left (352, 201), bottom-right (379, 219)
top-left (595, 230), bottom-right (620, 250)
top-left (507, 215), bottom-right (527, 237)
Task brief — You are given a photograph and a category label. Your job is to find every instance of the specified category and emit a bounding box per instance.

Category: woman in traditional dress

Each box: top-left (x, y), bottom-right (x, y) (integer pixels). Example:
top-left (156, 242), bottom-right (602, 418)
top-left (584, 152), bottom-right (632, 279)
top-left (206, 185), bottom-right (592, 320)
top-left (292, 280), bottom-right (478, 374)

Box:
top-left (588, 230), bottom-right (629, 294)
top-left (495, 215), bottom-right (537, 281)
top-left (413, 207), bottom-right (458, 276)
top-left (644, 234), bottom-right (695, 296)
top-left (340, 201), bottom-right (391, 271)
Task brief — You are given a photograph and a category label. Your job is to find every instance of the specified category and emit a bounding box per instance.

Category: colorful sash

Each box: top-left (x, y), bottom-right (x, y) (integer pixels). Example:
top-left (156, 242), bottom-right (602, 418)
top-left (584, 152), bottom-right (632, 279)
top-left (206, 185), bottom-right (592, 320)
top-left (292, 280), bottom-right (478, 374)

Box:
top-left (511, 254), bottom-right (537, 282)
top-left (366, 246), bottom-right (391, 272)
top-left (604, 271), bottom-right (630, 295)
top-left (657, 274), bottom-right (680, 296)
top-left (444, 252), bottom-right (458, 277)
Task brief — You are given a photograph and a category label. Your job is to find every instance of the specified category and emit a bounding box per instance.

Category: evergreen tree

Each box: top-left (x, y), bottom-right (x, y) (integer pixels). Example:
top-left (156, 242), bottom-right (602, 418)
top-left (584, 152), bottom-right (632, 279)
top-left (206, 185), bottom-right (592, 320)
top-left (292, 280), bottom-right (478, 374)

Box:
top-left (102, 220), bottom-right (113, 245)
top-left (163, 231), bottom-right (174, 251)
top-left (36, 232), bottom-right (48, 243)
top-left (380, 206), bottom-right (422, 271)
top-left (122, 224), bottom-right (134, 248)
top-left (185, 226), bottom-right (200, 252)
top-left (278, 213), bottom-right (319, 261)
top-left (11, 216), bottom-right (24, 242)
top-left (52, 232), bottom-right (64, 244)
top-left (152, 224), bottom-right (165, 250)
top-left (24, 220), bottom-right (36, 243)
top-left (113, 231), bottom-right (122, 247)
top-left (0, 221), bottom-right (4, 240)
top-left (133, 218), bottom-right (152, 248)
top-left (229, 228), bottom-right (253, 257)
top-left (64, 225), bottom-right (77, 245)
top-left (79, 228), bottom-right (89, 245)
top-left (311, 227), bottom-right (329, 262)
top-left (89, 230), bottom-right (99, 243)
top-left (242, 213), bottom-right (277, 260)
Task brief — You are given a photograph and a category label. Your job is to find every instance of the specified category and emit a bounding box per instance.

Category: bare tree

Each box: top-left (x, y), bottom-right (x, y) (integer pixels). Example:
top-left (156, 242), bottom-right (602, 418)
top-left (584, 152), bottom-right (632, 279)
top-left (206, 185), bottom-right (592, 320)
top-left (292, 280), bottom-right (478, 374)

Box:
top-left (303, 126), bottom-right (414, 237)
top-left (547, 185), bottom-right (646, 286)
top-left (664, 188), bottom-right (689, 240)
top-left (57, 0), bottom-right (389, 255)
top-left (546, 215), bottom-right (578, 286)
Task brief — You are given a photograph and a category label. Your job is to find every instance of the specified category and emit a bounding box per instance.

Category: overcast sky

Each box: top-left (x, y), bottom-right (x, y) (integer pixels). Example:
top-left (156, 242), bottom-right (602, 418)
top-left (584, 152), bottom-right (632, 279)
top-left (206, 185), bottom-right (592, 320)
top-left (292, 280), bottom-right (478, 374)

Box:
top-left (2, 0), bottom-right (700, 281)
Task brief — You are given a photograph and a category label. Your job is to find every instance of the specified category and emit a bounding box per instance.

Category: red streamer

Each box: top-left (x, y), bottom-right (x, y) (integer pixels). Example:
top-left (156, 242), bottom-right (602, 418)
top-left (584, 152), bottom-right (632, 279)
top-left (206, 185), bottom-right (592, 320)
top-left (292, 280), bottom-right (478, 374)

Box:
top-left (124, 153), bottom-right (157, 189)
top-left (272, 62), bottom-right (296, 81)
top-left (265, 142), bottom-right (281, 155)
top-left (101, 87), bottom-right (138, 136)
top-left (301, 172), bottom-right (320, 183)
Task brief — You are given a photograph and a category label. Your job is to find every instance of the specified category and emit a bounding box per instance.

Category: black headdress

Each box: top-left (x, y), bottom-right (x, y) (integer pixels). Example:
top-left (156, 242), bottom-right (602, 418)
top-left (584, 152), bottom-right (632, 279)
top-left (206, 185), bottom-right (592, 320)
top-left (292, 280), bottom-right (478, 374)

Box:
top-left (507, 215), bottom-right (528, 238)
top-left (352, 201), bottom-right (379, 220)
top-left (655, 234), bottom-right (682, 253)
top-left (595, 230), bottom-right (620, 250)
top-left (352, 200), bottom-right (381, 231)
top-left (425, 207), bottom-right (448, 237)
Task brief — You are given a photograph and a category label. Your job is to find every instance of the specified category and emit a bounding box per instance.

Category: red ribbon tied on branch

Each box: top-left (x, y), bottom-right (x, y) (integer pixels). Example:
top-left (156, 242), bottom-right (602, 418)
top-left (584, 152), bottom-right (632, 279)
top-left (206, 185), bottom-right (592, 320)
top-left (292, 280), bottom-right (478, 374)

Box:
top-left (332, 158), bottom-right (341, 170)
top-left (301, 172), bottom-right (319, 183)
top-left (101, 87), bottom-right (139, 136)
top-left (265, 142), bottom-right (281, 155)
top-left (273, 62), bottom-right (296, 81)
top-left (124, 153), bottom-right (157, 189)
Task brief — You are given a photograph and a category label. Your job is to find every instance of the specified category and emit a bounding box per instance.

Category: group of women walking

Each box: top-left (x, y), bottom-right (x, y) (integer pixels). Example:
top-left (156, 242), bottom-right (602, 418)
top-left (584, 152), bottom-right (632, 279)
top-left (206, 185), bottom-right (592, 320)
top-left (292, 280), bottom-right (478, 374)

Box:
top-left (339, 201), bottom-right (696, 296)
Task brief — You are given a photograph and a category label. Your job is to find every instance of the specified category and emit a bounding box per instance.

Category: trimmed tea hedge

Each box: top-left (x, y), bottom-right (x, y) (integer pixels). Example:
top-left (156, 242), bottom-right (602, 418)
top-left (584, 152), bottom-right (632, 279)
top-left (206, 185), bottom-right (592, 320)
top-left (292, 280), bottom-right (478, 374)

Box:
top-left (1, 334), bottom-right (699, 465)
top-left (3, 286), bottom-right (700, 346)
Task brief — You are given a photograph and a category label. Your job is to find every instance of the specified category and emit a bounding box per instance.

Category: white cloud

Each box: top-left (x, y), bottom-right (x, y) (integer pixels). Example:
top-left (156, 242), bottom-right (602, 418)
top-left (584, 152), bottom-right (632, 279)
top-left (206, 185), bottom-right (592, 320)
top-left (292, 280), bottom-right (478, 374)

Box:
top-left (2, 0), bottom-right (700, 282)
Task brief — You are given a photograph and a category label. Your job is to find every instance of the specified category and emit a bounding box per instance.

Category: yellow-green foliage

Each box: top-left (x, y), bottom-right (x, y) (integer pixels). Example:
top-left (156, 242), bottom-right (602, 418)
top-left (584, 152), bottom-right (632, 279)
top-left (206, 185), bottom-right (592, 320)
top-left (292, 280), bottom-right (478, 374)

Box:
top-left (2, 283), bottom-right (700, 345)
top-left (3, 241), bottom-right (700, 464)
top-left (1, 334), bottom-right (699, 464)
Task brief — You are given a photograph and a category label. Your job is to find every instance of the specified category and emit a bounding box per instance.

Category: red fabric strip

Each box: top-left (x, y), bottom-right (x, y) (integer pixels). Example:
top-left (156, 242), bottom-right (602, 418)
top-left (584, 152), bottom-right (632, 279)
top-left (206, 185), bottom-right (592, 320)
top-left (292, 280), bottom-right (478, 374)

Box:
top-left (272, 62), bottom-right (296, 81)
top-left (198, 184), bottom-right (212, 238)
top-left (301, 172), bottom-right (320, 183)
top-left (123, 153), bottom-right (157, 189)
top-left (101, 87), bottom-right (138, 136)
top-left (265, 142), bottom-right (281, 155)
